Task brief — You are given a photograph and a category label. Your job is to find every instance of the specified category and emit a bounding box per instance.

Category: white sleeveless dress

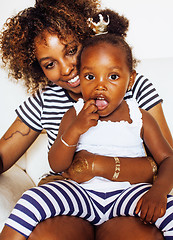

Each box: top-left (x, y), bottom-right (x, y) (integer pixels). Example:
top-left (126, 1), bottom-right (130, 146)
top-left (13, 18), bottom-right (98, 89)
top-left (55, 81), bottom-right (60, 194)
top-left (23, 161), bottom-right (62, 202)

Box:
top-left (74, 98), bottom-right (146, 158)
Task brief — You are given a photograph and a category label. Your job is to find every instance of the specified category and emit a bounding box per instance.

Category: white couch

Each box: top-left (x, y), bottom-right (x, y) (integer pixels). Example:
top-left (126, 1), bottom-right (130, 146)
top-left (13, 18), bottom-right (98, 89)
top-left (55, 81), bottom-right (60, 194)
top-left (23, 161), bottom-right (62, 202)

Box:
top-left (0, 58), bottom-right (173, 231)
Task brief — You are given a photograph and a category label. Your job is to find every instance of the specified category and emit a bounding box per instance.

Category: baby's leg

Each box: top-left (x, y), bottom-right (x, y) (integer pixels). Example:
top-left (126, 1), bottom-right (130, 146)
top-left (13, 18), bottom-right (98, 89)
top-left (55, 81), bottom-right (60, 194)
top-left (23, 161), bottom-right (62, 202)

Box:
top-left (110, 183), bottom-right (173, 239)
top-left (4, 180), bottom-right (97, 239)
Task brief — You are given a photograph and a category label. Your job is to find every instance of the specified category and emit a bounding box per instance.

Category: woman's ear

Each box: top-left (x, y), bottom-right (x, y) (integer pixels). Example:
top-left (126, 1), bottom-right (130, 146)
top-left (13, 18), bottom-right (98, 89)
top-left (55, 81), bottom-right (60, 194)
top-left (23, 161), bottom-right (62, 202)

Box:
top-left (127, 70), bottom-right (136, 91)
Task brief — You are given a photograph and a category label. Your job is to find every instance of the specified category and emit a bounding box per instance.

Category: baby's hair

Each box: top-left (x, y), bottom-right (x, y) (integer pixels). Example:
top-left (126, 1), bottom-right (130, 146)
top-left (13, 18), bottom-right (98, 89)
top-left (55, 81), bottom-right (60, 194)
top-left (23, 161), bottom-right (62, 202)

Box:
top-left (79, 9), bottom-right (138, 73)
top-left (0, 1), bottom-right (100, 93)
top-left (90, 9), bottom-right (129, 38)
top-left (79, 34), bottom-right (137, 73)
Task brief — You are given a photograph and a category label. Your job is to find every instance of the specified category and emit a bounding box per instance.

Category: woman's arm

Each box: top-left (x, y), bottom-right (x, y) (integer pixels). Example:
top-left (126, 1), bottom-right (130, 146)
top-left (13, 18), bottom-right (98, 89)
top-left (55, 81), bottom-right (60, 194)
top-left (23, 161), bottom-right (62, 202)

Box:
top-left (0, 116), bottom-right (40, 173)
top-left (148, 103), bottom-right (173, 147)
top-left (132, 74), bottom-right (172, 147)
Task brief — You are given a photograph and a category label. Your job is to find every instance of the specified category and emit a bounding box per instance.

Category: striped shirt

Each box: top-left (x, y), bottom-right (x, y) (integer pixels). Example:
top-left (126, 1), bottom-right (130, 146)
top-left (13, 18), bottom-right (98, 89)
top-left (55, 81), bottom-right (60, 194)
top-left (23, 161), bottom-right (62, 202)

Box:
top-left (16, 73), bottom-right (162, 150)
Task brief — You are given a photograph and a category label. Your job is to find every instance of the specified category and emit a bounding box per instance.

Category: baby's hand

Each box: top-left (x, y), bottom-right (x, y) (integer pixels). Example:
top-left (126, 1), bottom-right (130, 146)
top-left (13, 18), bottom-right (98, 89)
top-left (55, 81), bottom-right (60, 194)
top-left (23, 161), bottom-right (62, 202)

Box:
top-left (135, 188), bottom-right (167, 224)
top-left (72, 99), bottom-right (99, 135)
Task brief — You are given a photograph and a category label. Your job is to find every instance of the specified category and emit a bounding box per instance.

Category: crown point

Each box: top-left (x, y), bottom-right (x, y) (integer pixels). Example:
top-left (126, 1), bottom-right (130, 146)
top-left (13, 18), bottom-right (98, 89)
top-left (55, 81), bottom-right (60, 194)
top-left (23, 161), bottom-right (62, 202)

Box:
top-left (87, 14), bottom-right (110, 35)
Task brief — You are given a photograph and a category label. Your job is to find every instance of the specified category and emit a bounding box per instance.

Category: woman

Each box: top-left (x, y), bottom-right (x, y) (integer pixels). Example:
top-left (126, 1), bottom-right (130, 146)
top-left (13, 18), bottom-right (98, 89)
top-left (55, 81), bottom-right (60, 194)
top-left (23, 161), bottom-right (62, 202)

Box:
top-left (0, 1), bottom-right (171, 239)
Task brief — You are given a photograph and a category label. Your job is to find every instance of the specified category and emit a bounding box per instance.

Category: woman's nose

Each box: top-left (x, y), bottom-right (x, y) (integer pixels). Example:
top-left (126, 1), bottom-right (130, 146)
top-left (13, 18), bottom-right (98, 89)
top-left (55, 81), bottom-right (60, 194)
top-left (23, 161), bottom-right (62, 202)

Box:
top-left (60, 59), bottom-right (74, 76)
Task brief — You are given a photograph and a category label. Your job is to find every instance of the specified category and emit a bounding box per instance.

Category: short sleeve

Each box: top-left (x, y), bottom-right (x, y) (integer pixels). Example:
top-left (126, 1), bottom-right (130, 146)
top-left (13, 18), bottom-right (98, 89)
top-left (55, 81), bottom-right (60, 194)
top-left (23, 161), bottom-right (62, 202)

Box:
top-left (15, 90), bottom-right (43, 132)
top-left (125, 73), bottom-right (163, 111)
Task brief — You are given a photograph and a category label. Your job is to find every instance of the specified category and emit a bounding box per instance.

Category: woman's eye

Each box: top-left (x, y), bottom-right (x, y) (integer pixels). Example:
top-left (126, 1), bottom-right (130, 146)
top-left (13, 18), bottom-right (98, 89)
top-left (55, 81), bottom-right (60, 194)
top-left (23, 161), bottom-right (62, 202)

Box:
top-left (85, 74), bottom-right (95, 80)
top-left (68, 46), bottom-right (78, 55)
top-left (109, 74), bottom-right (119, 80)
top-left (45, 62), bottom-right (55, 69)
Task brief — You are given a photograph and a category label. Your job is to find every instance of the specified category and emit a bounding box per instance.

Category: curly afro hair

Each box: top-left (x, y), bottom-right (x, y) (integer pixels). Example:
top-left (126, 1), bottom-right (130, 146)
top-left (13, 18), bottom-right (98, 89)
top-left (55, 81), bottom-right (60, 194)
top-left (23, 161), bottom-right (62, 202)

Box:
top-left (0, 0), bottom-right (100, 93)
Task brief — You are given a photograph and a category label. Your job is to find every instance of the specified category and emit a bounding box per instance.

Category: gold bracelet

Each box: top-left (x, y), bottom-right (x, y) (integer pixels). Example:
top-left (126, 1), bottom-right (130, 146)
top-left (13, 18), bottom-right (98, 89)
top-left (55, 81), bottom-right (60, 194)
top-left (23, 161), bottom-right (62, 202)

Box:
top-left (147, 157), bottom-right (157, 175)
top-left (60, 135), bottom-right (77, 148)
top-left (147, 157), bottom-right (157, 181)
top-left (112, 157), bottom-right (120, 180)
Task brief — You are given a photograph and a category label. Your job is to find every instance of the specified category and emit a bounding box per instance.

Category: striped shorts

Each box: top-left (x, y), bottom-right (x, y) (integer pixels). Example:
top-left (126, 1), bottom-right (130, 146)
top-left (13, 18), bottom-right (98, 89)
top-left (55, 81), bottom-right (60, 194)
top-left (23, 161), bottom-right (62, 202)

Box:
top-left (5, 178), bottom-right (173, 239)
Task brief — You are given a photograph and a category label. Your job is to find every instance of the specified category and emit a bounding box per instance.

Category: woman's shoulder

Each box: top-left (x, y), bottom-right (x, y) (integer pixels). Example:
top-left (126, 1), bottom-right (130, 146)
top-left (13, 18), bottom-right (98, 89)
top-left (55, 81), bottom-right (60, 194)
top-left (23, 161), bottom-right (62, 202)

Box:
top-left (41, 83), bottom-right (66, 96)
top-left (131, 72), bottom-right (162, 111)
top-left (133, 72), bottom-right (150, 87)
top-left (38, 83), bottom-right (74, 106)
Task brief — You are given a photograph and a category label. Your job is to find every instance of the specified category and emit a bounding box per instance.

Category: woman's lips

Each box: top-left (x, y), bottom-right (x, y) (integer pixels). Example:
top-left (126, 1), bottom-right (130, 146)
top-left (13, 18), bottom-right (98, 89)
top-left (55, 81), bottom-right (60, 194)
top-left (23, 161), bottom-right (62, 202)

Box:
top-left (67, 75), bottom-right (80, 87)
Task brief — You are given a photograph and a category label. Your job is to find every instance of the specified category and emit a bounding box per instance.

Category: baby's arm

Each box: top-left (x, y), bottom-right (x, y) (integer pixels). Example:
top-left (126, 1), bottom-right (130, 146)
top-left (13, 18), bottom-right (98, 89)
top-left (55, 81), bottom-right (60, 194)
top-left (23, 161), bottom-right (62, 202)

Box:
top-left (63, 150), bottom-right (155, 184)
top-left (136, 109), bottom-right (173, 223)
top-left (48, 100), bottom-right (99, 173)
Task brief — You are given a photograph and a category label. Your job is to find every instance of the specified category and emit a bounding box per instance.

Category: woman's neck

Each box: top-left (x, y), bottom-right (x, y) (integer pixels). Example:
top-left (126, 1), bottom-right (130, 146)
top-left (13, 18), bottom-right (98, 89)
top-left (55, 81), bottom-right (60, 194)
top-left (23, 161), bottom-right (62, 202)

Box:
top-left (68, 91), bottom-right (82, 101)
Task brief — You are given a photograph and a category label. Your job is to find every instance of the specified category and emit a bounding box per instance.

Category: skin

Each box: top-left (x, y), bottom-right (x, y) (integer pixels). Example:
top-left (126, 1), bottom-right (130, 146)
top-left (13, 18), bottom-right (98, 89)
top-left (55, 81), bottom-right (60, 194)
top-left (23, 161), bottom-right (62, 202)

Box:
top-left (0, 32), bottom-right (82, 172)
top-left (0, 32), bottom-right (171, 239)
top-left (49, 42), bottom-right (173, 225)
top-left (35, 32), bottom-right (82, 101)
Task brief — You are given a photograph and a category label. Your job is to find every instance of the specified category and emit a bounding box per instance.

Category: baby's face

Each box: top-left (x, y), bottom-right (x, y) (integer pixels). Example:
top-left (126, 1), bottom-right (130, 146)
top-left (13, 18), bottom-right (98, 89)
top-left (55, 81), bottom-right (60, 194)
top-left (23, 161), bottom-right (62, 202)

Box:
top-left (79, 42), bottom-right (134, 117)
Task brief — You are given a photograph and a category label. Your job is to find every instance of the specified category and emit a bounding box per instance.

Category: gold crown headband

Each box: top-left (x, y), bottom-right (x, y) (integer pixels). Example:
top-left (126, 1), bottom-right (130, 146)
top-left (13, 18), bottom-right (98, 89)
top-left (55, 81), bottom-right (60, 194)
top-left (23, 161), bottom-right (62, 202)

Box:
top-left (87, 14), bottom-right (110, 36)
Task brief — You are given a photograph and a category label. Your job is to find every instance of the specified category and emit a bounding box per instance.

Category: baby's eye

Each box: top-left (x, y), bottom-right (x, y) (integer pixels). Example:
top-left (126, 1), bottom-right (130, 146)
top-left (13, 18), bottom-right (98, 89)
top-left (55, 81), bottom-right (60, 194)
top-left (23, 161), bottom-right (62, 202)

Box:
top-left (45, 62), bottom-right (55, 69)
top-left (109, 74), bottom-right (119, 80)
top-left (85, 74), bottom-right (95, 80)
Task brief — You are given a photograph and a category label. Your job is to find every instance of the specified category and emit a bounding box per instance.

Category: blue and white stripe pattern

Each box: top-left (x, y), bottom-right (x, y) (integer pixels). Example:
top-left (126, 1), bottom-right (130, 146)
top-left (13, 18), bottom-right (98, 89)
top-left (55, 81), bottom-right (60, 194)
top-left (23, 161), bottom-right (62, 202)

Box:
top-left (125, 74), bottom-right (162, 111)
top-left (16, 74), bottom-right (162, 151)
top-left (5, 180), bottom-right (173, 239)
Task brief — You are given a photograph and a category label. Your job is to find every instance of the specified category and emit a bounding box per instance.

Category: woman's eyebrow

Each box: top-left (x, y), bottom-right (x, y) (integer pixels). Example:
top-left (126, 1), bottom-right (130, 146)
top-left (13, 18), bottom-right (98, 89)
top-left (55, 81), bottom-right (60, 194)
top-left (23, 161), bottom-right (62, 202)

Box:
top-left (64, 40), bottom-right (78, 48)
top-left (38, 40), bottom-right (78, 64)
top-left (39, 57), bottom-right (51, 64)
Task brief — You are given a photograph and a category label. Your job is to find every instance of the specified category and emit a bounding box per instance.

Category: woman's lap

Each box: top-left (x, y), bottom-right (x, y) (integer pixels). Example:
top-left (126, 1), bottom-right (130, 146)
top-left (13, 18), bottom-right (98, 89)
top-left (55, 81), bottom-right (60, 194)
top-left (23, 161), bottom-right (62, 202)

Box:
top-left (29, 216), bottom-right (94, 240)
top-left (96, 216), bottom-right (164, 240)
top-left (28, 215), bottom-right (164, 240)
top-left (27, 180), bottom-right (164, 240)
top-left (6, 180), bottom-right (172, 238)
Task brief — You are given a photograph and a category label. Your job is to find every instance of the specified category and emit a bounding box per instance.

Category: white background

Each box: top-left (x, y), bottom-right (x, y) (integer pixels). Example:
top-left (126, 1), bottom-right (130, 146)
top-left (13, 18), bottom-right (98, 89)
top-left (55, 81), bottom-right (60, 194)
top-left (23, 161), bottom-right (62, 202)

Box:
top-left (0, 0), bottom-right (173, 60)
top-left (101, 0), bottom-right (173, 60)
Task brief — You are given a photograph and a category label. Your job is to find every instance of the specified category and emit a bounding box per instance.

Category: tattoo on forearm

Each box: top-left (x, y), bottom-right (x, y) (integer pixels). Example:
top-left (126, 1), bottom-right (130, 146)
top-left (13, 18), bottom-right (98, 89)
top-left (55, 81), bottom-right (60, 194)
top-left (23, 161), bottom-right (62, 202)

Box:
top-left (3, 119), bottom-right (31, 140)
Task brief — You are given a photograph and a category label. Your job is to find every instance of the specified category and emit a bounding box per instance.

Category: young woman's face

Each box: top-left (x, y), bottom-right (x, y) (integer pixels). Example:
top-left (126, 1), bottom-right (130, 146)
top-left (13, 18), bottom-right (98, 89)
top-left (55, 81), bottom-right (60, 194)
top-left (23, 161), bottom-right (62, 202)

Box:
top-left (35, 31), bottom-right (82, 97)
top-left (80, 42), bottom-right (135, 117)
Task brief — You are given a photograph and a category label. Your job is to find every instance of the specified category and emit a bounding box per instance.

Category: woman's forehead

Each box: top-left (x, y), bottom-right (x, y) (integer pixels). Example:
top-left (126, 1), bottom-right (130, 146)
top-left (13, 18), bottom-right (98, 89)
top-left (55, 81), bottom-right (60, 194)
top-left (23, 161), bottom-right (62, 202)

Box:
top-left (34, 30), bottom-right (78, 47)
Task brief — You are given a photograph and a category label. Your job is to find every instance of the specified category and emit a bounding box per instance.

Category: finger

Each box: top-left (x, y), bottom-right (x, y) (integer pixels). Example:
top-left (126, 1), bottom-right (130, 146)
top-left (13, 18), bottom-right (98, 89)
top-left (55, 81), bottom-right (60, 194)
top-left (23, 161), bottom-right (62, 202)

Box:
top-left (145, 206), bottom-right (155, 223)
top-left (90, 112), bottom-right (99, 121)
top-left (160, 206), bottom-right (166, 218)
top-left (84, 103), bottom-right (98, 115)
top-left (83, 99), bottom-right (96, 110)
top-left (140, 204), bottom-right (149, 221)
top-left (151, 207), bottom-right (161, 223)
top-left (135, 198), bottom-right (142, 215)
top-left (90, 119), bottom-right (98, 127)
